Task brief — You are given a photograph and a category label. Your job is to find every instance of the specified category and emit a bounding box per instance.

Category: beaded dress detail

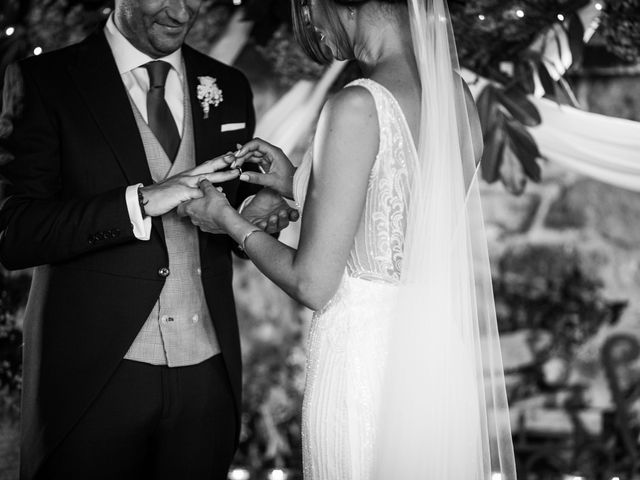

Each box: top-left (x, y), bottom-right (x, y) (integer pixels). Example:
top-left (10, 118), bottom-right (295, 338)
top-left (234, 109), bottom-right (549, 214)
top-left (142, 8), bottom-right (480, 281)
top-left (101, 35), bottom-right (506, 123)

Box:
top-left (294, 79), bottom-right (418, 480)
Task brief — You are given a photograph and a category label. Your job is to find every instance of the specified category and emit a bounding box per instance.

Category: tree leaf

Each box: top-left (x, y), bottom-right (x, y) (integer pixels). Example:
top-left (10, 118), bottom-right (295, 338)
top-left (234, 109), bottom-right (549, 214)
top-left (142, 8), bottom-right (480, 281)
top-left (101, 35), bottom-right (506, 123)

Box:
top-left (560, 0), bottom-right (591, 11)
top-left (499, 143), bottom-right (527, 195)
top-left (537, 61), bottom-right (557, 99)
top-left (504, 118), bottom-right (541, 183)
top-left (568, 12), bottom-right (585, 67)
top-left (496, 87), bottom-right (542, 127)
top-left (480, 113), bottom-right (505, 184)
top-left (515, 62), bottom-right (536, 96)
top-left (476, 84), bottom-right (498, 139)
top-left (504, 121), bottom-right (538, 162)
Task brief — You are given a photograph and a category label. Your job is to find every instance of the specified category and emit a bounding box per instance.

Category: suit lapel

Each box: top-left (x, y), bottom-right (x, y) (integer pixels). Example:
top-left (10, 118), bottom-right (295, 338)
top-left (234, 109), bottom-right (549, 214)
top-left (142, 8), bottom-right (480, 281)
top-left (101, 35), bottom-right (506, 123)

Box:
top-left (68, 31), bottom-right (153, 186)
top-left (183, 46), bottom-right (221, 168)
top-left (183, 47), bottom-right (227, 258)
top-left (67, 31), bottom-right (165, 242)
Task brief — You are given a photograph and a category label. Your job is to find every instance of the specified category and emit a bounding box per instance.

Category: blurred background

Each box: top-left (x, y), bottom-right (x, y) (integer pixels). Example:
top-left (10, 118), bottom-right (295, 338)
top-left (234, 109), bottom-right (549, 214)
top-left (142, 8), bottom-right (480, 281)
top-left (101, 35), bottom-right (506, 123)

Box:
top-left (0, 0), bottom-right (639, 479)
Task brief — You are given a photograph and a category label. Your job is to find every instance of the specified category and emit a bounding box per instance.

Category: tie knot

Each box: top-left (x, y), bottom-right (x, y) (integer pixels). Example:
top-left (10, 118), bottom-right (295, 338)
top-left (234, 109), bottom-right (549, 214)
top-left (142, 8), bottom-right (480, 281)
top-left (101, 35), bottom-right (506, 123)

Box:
top-left (144, 61), bottom-right (172, 89)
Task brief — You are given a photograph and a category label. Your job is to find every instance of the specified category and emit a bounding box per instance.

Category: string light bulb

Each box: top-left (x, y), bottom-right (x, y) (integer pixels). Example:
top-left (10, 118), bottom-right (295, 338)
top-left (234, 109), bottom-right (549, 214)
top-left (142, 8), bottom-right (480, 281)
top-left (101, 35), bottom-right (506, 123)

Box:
top-left (478, 14), bottom-right (486, 20)
top-left (227, 468), bottom-right (250, 480)
top-left (5, 26), bottom-right (15, 36)
top-left (516, 9), bottom-right (525, 18)
top-left (33, 46), bottom-right (43, 56)
top-left (595, 2), bottom-right (603, 10)
top-left (267, 469), bottom-right (287, 480)
top-left (557, 13), bottom-right (565, 21)
top-left (233, 0), bottom-right (242, 4)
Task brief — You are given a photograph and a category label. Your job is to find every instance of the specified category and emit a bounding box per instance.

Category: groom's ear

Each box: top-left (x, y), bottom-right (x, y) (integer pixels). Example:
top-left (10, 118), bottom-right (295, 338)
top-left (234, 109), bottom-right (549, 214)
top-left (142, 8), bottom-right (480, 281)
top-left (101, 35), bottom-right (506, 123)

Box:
top-left (0, 63), bottom-right (25, 166)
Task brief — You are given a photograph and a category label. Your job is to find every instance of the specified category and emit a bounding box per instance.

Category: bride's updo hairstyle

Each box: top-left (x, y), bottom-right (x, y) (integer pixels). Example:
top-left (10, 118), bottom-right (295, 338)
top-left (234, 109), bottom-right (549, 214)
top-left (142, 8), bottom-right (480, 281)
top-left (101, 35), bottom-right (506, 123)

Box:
top-left (292, 0), bottom-right (405, 64)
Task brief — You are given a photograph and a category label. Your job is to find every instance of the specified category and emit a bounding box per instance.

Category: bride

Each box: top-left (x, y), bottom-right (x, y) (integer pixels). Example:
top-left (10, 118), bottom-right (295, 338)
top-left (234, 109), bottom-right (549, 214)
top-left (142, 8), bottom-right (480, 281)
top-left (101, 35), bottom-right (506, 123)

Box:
top-left (181, 0), bottom-right (517, 478)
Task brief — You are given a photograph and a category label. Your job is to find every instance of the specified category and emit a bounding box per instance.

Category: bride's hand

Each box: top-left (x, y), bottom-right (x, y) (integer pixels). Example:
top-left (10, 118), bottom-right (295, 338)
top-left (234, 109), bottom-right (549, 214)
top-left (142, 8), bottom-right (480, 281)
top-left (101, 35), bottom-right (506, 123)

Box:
top-left (233, 139), bottom-right (296, 200)
top-left (177, 180), bottom-right (235, 234)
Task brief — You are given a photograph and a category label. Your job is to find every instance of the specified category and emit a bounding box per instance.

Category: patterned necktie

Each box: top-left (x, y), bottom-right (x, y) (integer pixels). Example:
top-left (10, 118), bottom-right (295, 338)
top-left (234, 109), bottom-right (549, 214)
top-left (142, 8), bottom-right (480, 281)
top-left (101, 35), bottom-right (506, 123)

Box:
top-left (144, 61), bottom-right (180, 162)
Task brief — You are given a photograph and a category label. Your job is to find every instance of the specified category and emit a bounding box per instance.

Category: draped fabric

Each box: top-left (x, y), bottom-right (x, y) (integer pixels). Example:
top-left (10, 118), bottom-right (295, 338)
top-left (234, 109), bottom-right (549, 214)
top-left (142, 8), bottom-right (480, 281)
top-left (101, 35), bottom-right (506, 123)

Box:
top-left (463, 72), bottom-right (640, 193)
top-left (530, 97), bottom-right (640, 192)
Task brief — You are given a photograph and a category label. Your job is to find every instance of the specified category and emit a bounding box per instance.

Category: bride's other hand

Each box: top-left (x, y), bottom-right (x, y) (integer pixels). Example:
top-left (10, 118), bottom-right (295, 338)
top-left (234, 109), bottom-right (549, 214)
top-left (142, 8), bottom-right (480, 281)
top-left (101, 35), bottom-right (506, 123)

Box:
top-left (233, 139), bottom-right (296, 200)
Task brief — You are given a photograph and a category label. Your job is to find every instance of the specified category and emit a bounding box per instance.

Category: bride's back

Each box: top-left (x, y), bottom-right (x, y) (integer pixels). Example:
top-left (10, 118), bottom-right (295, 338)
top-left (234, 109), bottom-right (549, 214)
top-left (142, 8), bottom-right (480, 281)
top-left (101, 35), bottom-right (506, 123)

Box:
top-left (343, 78), bottom-right (419, 284)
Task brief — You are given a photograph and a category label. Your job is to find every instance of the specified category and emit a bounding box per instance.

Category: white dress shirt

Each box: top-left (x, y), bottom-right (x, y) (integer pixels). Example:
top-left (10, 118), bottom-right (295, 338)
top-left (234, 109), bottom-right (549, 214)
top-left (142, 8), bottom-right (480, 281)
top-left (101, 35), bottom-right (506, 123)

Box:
top-left (104, 15), bottom-right (185, 240)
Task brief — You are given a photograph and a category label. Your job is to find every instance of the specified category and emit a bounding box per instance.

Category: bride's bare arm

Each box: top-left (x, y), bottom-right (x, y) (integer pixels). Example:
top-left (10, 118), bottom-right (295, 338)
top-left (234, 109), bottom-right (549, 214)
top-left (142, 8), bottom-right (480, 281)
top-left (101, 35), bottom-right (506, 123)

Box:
top-left (184, 86), bottom-right (378, 310)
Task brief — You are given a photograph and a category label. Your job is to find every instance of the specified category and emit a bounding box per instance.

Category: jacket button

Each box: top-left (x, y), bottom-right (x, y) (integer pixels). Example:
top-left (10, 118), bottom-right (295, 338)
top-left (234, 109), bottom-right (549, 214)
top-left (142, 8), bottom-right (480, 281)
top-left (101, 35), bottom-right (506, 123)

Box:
top-left (158, 267), bottom-right (170, 277)
top-left (87, 236), bottom-right (95, 245)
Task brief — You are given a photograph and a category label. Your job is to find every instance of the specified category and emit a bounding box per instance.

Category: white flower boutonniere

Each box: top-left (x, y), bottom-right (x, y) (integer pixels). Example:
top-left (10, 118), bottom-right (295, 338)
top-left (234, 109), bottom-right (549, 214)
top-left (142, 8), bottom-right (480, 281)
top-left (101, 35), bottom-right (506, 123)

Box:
top-left (196, 76), bottom-right (223, 119)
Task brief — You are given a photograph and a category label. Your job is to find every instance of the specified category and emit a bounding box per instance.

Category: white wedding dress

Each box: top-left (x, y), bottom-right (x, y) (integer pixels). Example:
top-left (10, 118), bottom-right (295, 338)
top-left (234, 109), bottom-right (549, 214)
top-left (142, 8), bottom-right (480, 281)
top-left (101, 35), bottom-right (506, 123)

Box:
top-left (293, 78), bottom-right (418, 480)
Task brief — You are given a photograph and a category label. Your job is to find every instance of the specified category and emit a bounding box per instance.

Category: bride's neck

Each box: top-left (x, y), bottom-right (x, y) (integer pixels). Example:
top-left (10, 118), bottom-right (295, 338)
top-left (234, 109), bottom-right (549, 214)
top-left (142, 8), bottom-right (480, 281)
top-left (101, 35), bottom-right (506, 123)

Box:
top-left (353, 15), bottom-right (415, 79)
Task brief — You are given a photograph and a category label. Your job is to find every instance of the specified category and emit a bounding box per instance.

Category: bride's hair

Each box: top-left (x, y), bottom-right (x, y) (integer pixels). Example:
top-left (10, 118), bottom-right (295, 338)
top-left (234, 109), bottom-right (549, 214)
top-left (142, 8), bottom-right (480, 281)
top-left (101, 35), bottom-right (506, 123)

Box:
top-left (292, 0), bottom-right (406, 64)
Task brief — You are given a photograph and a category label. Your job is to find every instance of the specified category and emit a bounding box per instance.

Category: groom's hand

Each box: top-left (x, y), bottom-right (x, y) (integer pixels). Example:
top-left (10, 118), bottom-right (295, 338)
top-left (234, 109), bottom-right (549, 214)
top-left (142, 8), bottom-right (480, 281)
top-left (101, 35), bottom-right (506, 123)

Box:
top-left (140, 155), bottom-right (239, 217)
top-left (241, 188), bottom-right (299, 234)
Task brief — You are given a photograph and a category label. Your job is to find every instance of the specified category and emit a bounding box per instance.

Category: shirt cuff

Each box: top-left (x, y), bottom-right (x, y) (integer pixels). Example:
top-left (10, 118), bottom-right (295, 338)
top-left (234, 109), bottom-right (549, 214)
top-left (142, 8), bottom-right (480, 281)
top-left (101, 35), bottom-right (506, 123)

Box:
top-left (126, 184), bottom-right (152, 241)
top-left (238, 195), bottom-right (255, 214)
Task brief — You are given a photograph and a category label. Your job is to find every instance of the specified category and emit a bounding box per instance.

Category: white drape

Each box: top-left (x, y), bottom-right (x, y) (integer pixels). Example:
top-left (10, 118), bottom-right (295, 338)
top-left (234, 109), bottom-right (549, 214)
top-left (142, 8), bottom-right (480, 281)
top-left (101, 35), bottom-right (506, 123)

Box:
top-left (463, 73), bottom-right (640, 193)
top-left (529, 97), bottom-right (640, 192)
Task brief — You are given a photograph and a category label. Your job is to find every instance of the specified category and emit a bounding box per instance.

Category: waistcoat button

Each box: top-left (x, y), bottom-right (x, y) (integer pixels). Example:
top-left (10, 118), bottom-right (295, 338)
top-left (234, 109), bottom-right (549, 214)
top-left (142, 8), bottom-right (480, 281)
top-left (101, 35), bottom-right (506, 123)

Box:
top-left (158, 267), bottom-right (170, 277)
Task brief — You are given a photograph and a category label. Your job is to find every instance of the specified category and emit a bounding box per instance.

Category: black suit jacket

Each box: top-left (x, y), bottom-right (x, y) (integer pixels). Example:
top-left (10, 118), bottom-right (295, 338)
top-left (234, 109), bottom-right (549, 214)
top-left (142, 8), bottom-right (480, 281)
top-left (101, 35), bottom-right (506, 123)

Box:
top-left (0, 30), bottom-right (258, 480)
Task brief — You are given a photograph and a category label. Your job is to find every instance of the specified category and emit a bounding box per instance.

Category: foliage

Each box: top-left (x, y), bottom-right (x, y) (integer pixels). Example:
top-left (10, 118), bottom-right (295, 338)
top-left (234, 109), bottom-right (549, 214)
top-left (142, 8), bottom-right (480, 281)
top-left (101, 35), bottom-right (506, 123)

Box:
top-left (231, 260), bottom-right (307, 471)
top-left (600, 0), bottom-right (640, 63)
top-left (493, 245), bottom-right (627, 399)
top-left (0, 268), bottom-right (29, 419)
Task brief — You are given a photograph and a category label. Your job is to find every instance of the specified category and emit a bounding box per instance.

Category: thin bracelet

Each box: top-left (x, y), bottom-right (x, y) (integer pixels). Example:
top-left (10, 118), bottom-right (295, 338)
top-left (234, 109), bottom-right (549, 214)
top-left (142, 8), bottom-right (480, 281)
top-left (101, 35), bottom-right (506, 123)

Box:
top-left (137, 186), bottom-right (148, 218)
top-left (240, 228), bottom-right (262, 251)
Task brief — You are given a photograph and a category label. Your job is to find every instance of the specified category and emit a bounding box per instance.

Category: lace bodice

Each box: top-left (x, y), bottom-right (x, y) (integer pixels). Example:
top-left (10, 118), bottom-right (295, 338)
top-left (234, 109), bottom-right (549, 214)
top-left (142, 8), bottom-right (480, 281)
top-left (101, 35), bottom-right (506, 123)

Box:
top-left (293, 78), bottom-right (418, 283)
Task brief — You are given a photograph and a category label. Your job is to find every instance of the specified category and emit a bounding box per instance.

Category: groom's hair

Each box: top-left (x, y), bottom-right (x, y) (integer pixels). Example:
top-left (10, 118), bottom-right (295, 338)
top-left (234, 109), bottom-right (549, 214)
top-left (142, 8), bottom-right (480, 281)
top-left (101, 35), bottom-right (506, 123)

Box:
top-left (292, 0), bottom-right (408, 65)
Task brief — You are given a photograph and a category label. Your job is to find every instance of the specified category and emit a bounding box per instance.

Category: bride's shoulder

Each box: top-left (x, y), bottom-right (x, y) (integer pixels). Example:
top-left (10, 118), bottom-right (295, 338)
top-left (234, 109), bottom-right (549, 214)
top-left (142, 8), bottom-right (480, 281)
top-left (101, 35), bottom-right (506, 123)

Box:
top-left (313, 85), bottom-right (379, 168)
top-left (319, 84), bottom-right (378, 132)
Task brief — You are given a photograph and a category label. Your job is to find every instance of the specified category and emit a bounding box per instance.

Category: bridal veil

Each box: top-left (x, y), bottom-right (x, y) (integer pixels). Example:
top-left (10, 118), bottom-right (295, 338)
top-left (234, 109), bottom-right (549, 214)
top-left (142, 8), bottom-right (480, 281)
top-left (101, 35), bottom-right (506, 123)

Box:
top-left (373, 0), bottom-right (518, 478)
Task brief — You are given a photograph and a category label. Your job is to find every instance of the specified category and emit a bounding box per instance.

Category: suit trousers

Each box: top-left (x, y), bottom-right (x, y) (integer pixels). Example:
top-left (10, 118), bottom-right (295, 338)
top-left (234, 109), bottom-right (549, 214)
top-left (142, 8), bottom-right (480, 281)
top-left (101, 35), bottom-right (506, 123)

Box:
top-left (37, 355), bottom-right (236, 480)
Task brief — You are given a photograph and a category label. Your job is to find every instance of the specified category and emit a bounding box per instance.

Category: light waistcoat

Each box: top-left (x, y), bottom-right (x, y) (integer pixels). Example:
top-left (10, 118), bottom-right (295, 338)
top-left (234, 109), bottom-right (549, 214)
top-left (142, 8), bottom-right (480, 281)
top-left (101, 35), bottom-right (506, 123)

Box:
top-left (124, 75), bottom-right (221, 366)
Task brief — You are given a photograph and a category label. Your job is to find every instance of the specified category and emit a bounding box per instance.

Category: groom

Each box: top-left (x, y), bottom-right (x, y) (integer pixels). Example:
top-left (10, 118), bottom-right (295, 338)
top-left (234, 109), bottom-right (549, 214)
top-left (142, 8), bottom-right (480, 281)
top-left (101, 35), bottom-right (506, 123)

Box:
top-left (0, 0), bottom-right (295, 478)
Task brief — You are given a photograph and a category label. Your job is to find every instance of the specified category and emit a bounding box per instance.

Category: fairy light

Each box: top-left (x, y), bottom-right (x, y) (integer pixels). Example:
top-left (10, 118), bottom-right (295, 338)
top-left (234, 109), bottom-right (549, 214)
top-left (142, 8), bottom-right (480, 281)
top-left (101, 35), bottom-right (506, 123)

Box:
top-left (516, 9), bottom-right (525, 18)
top-left (33, 46), bottom-right (43, 56)
top-left (557, 13), bottom-right (565, 21)
top-left (595, 2), bottom-right (603, 10)
top-left (102, 7), bottom-right (112, 15)
top-left (478, 14), bottom-right (486, 20)
top-left (227, 468), bottom-right (250, 480)
top-left (268, 469), bottom-right (287, 480)
top-left (5, 26), bottom-right (15, 36)
top-left (610, 477), bottom-right (620, 480)
top-left (233, 0), bottom-right (242, 4)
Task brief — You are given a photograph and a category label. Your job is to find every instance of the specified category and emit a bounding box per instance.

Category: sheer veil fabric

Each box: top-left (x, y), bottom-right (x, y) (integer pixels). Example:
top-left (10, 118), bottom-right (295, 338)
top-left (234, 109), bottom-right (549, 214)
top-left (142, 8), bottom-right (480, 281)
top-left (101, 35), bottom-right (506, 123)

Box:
top-left (372, 0), bottom-right (517, 478)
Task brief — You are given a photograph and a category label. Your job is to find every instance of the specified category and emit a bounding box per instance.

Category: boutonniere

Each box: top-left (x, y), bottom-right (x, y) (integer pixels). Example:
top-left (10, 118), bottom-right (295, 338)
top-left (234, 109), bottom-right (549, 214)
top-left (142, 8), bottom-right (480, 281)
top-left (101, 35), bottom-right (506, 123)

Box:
top-left (196, 76), bottom-right (223, 119)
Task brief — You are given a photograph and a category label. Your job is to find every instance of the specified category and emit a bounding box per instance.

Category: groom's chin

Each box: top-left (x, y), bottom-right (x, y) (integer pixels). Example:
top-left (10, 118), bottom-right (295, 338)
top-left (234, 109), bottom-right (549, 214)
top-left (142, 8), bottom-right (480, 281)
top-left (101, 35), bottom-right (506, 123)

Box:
top-left (148, 27), bottom-right (189, 55)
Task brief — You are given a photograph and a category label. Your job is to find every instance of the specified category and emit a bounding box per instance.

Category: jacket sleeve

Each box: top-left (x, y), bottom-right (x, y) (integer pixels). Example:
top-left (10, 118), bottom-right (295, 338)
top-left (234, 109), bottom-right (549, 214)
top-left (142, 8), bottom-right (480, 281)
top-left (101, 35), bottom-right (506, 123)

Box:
top-left (0, 62), bottom-right (135, 270)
